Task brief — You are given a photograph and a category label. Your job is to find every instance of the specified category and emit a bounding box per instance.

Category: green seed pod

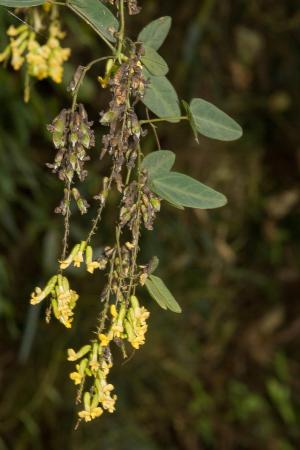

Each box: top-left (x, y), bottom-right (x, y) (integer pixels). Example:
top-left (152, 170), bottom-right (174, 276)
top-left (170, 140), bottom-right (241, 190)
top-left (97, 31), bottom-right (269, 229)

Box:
top-left (76, 345), bottom-right (91, 360)
top-left (81, 132), bottom-right (90, 149)
top-left (62, 276), bottom-right (70, 292)
top-left (52, 131), bottom-right (65, 149)
top-left (130, 295), bottom-right (140, 310)
top-left (79, 358), bottom-right (88, 376)
top-left (85, 246), bottom-right (93, 265)
top-left (92, 342), bottom-right (98, 360)
top-left (83, 392), bottom-right (91, 411)
top-left (51, 298), bottom-right (59, 319)
top-left (91, 394), bottom-right (99, 410)
top-left (124, 319), bottom-right (135, 341)
top-left (117, 303), bottom-right (127, 325)
top-left (70, 132), bottom-right (78, 147)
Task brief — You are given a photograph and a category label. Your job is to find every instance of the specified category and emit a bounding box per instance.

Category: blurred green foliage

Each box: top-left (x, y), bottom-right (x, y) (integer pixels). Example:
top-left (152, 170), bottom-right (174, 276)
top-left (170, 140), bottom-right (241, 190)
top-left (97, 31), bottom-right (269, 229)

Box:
top-left (0, 1), bottom-right (300, 449)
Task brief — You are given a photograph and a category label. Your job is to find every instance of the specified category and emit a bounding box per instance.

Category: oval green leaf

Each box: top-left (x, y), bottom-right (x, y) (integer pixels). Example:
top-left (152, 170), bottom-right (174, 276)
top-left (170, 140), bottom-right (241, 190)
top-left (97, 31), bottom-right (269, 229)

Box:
top-left (0, 0), bottom-right (45, 5)
top-left (145, 275), bottom-right (182, 313)
top-left (190, 98), bottom-right (243, 141)
top-left (69, 0), bottom-right (119, 43)
top-left (142, 73), bottom-right (181, 123)
top-left (150, 172), bottom-right (227, 209)
top-left (141, 45), bottom-right (169, 76)
top-left (182, 100), bottom-right (199, 143)
top-left (138, 16), bottom-right (172, 50)
top-left (142, 150), bottom-right (175, 179)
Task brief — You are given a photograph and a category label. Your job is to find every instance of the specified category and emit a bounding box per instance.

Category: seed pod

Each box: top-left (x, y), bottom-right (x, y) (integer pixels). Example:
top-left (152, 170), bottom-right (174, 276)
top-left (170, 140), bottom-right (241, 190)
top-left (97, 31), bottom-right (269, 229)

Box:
top-left (83, 392), bottom-right (91, 411)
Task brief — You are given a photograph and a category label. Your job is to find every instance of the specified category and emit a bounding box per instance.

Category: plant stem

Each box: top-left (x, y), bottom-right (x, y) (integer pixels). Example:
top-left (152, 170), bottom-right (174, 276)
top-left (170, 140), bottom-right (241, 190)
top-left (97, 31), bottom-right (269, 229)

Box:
top-left (86, 171), bottom-right (114, 244)
top-left (61, 180), bottom-right (72, 264)
top-left (139, 116), bottom-right (188, 125)
top-left (116, 0), bottom-right (125, 62)
top-left (97, 253), bottom-right (116, 334)
top-left (127, 144), bottom-right (143, 299)
top-left (71, 56), bottom-right (113, 111)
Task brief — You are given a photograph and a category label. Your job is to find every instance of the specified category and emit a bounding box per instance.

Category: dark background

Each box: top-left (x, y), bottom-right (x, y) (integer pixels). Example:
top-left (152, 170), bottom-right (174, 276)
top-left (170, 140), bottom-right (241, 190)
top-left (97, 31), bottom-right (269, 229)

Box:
top-left (0, 1), bottom-right (300, 449)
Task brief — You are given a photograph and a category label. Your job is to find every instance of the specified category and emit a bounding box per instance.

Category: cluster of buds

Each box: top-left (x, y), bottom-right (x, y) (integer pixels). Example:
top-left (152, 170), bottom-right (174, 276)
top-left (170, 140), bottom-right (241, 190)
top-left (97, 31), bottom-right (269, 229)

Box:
top-left (67, 342), bottom-right (117, 422)
top-left (60, 241), bottom-right (107, 274)
top-left (0, 22), bottom-right (70, 100)
top-left (120, 176), bottom-right (161, 231)
top-left (47, 104), bottom-right (95, 214)
top-left (125, 295), bottom-right (150, 349)
top-left (100, 46), bottom-right (146, 188)
top-left (98, 296), bottom-right (150, 350)
top-left (30, 275), bottom-right (79, 328)
top-left (47, 104), bottom-right (95, 182)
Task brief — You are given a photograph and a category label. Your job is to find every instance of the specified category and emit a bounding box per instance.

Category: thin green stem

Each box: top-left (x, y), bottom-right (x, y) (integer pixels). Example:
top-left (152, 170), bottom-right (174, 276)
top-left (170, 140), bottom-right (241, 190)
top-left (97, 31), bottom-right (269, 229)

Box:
top-left (139, 116), bottom-right (188, 125)
top-left (71, 56), bottom-right (113, 111)
top-left (60, 180), bottom-right (72, 265)
top-left (86, 171), bottom-right (114, 244)
top-left (127, 144), bottom-right (143, 299)
top-left (97, 253), bottom-right (116, 334)
top-left (116, 0), bottom-right (125, 62)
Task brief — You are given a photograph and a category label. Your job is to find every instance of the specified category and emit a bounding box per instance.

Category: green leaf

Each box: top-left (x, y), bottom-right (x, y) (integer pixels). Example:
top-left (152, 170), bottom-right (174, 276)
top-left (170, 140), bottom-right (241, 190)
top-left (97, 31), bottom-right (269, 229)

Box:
top-left (138, 16), bottom-right (172, 50)
top-left (148, 256), bottom-right (160, 274)
top-left (182, 100), bottom-right (199, 143)
top-left (150, 172), bottom-right (227, 209)
top-left (142, 72), bottom-right (181, 123)
top-left (190, 98), bottom-right (243, 141)
top-left (142, 150), bottom-right (175, 179)
top-left (68, 0), bottom-right (119, 44)
top-left (0, 0), bottom-right (45, 5)
top-left (141, 45), bottom-right (169, 76)
top-left (145, 275), bottom-right (182, 313)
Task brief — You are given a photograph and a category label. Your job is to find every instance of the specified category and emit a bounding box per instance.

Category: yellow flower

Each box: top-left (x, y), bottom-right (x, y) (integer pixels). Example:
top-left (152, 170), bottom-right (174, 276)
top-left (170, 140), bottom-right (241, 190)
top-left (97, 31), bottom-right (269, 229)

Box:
top-left (125, 296), bottom-right (150, 350)
top-left (110, 304), bottom-right (117, 318)
top-left (70, 371), bottom-right (82, 385)
top-left (0, 21), bottom-right (70, 94)
top-left (96, 380), bottom-right (117, 413)
top-left (67, 349), bottom-right (78, 361)
top-left (30, 287), bottom-right (45, 305)
top-left (90, 359), bottom-right (100, 372)
top-left (78, 407), bottom-right (103, 422)
top-left (86, 261), bottom-right (101, 274)
top-left (73, 251), bottom-right (84, 268)
top-left (99, 333), bottom-right (111, 347)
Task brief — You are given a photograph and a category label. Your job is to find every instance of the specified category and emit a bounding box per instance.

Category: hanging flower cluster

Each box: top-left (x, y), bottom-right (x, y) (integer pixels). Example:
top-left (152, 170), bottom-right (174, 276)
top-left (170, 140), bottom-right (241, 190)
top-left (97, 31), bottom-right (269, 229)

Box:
top-left (47, 104), bottom-right (95, 215)
top-left (0, 21), bottom-right (70, 88)
top-left (0, 14), bottom-right (71, 101)
top-left (67, 295), bottom-right (149, 423)
top-left (30, 275), bottom-right (79, 328)
top-left (21, 0), bottom-right (192, 426)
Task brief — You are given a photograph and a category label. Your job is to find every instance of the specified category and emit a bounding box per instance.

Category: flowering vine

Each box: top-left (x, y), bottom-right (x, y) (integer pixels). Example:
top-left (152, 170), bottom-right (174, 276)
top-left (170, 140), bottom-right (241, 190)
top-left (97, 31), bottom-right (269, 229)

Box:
top-left (0, 0), bottom-right (242, 426)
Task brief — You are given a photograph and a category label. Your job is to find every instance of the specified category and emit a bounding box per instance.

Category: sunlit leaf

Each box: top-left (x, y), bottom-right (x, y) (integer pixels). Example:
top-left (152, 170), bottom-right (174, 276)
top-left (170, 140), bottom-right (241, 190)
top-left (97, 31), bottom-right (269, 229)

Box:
top-left (190, 98), bottom-right (243, 141)
top-left (69, 0), bottom-right (119, 43)
top-left (138, 16), bottom-right (172, 50)
top-left (145, 275), bottom-right (182, 313)
top-left (150, 172), bottom-right (227, 209)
